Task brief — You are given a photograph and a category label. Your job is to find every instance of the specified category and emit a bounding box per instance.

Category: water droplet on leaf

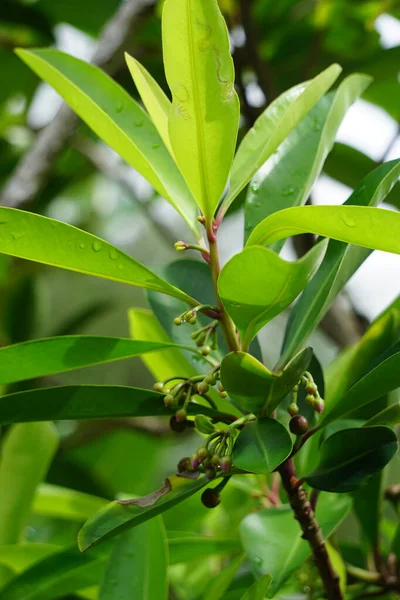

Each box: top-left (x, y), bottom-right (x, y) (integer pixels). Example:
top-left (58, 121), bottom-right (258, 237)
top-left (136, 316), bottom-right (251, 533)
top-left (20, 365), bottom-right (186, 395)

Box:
top-left (282, 185), bottom-right (295, 196)
top-left (341, 214), bottom-right (356, 228)
top-left (11, 231), bottom-right (26, 240)
top-left (109, 249), bottom-right (118, 261)
top-left (135, 119), bottom-right (143, 128)
top-left (79, 243), bottom-right (86, 250)
top-left (115, 101), bottom-right (123, 113)
top-left (92, 241), bottom-right (102, 252)
top-left (254, 556), bottom-right (263, 566)
top-left (152, 142), bottom-right (160, 149)
top-left (250, 182), bottom-right (259, 194)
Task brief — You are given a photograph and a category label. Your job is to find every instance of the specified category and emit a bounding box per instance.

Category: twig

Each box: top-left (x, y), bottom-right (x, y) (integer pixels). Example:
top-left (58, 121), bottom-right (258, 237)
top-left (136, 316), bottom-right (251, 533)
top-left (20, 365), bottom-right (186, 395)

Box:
top-left (278, 459), bottom-right (343, 600)
top-left (0, 0), bottom-right (155, 209)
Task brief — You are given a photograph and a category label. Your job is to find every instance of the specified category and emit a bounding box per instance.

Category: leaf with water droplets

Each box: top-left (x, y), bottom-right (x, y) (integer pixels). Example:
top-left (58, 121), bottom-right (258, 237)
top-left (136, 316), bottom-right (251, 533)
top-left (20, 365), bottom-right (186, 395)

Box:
top-left (16, 48), bottom-right (200, 237)
top-left (0, 207), bottom-right (197, 304)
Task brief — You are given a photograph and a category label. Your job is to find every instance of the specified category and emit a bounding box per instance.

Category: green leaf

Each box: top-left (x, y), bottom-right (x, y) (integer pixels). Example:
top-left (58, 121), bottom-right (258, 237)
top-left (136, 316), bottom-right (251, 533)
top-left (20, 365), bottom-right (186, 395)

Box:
top-left (0, 336), bottom-right (201, 385)
top-left (33, 484), bottom-right (107, 522)
top-left (320, 341), bottom-right (400, 427)
top-left (364, 402), bottom-right (400, 427)
top-left (239, 575), bottom-right (272, 600)
top-left (240, 493), bottom-right (351, 597)
top-left (125, 53), bottom-right (173, 154)
top-left (220, 348), bottom-right (312, 415)
top-left (78, 475), bottom-right (211, 551)
top-left (0, 544), bottom-right (60, 574)
top-left (0, 385), bottom-right (229, 425)
top-left (99, 517), bottom-right (168, 600)
top-left (0, 208), bottom-right (196, 304)
top-left (352, 473), bottom-right (383, 547)
top-left (219, 64), bottom-right (342, 218)
top-left (232, 418), bottom-right (292, 474)
top-left (326, 542), bottom-right (346, 595)
top-left (247, 205), bottom-right (400, 252)
top-left (0, 545), bottom-right (106, 600)
top-left (162, 0), bottom-right (239, 220)
top-left (218, 242), bottom-right (328, 346)
top-left (244, 74), bottom-right (371, 243)
top-left (201, 553), bottom-right (245, 600)
top-left (168, 536), bottom-right (241, 565)
top-left (17, 48), bottom-right (200, 235)
top-left (392, 523), bottom-right (400, 559)
top-left (305, 427), bottom-right (398, 492)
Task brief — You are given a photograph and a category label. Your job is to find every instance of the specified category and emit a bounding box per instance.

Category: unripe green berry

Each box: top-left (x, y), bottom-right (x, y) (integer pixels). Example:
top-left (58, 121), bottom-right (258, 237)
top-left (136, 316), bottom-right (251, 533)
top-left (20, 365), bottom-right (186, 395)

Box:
top-left (305, 382), bottom-right (317, 395)
top-left (190, 454), bottom-right (200, 470)
top-left (164, 394), bottom-right (175, 407)
top-left (175, 408), bottom-right (187, 422)
top-left (312, 398), bottom-right (325, 413)
top-left (219, 391), bottom-right (228, 398)
top-left (201, 488), bottom-right (220, 508)
top-left (170, 416), bottom-right (187, 433)
top-left (211, 454), bottom-right (220, 467)
top-left (289, 415), bottom-right (309, 436)
top-left (197, 447), bottom-right (208, 463)
top-left (201, 345), bottom-right (212, 356)
top-left (174, 317), bottom-right (183, 326)
top-left (205, 467), bottom-right (216, 480)
top-left (220, 456), bottom-right (232, 472)
top-left (305, 394), bottom-right (315, 405)
top-left (153, 382), bottom-right (165, 392)
top-left (204, 374), bottom-right (216, 385)
top-left (197, 381), bottom-right (209, 395)
top-left (186, 312), bottom-right (197, 325)
top-left (288, 403), bottom-right (299, 416)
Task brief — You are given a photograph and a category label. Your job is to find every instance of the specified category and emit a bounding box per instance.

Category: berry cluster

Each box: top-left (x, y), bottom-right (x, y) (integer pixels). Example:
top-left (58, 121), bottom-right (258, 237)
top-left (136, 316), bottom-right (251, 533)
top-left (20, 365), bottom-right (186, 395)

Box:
top-left (287, 371), bottom-right (324, 436)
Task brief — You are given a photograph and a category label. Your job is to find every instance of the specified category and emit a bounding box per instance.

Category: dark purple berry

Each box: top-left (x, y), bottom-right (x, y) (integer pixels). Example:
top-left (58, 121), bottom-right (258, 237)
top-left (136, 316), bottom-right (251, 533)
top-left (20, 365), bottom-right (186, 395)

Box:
top-left (289, 415), bottom-right (309, 436)
top-left (170, 416), bottom-right (187, 433)
top-left (201, 488), bottom-right (221, 508)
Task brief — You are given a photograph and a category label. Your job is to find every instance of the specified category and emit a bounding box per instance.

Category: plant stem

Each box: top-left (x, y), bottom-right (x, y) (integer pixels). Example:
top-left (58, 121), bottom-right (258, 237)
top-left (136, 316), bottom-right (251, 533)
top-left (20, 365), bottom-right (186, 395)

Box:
top-left (278, 458), bottom-right (343, 600)
top-left (207, 224), bottom-right (240, 352)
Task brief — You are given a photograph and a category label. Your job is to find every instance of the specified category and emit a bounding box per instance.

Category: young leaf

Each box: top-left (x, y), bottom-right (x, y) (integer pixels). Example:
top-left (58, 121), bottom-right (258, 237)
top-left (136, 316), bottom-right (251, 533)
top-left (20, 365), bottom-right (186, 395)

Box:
top-left (320, 341), bottom-right (400, 427)
top-left (247, 205), bottom-right (400, 252)
top-left (220, 348), bottom-right (312, 415)
top-left (281, 160), bottom-right (400, 361)
top-left (218, 64), bottom-right (342, 219)
top-left (201, 553), bottom-right (245, 600)
top-left (162, 0), bottom-right (240, 220)
top-left (218, 241), bottom-right (328, 346)
top-left (244, 74), bottom-right (372, 243)
top-left (240, 494), bottom-right (351, 597)
top-left (78, 475), bottom-right (210, 551)
top-left (0, 385), bottom-right (229, 425)
top-left (239, 575), bottom-right (272, 600)
top-left (16, 49), bottom-right (200, 236)
top-left (305, 427), bottom-right (398, 492)
top-left (125, 53), bottom-right (173, 154)
top-left (33, 484), bottom-right (107, 522)
top-left (0, 336), bottom-right (201, 385)
top-left (99, 517), bottom-right (168, 600)
top-left (0, 545), bottom-right (106, 600)
top-left (232, 418), bottom-right (293, 474)
top-left (0, 208), bottom-right (196, 304)
top-left (326, 542), bottom-right (347, 595)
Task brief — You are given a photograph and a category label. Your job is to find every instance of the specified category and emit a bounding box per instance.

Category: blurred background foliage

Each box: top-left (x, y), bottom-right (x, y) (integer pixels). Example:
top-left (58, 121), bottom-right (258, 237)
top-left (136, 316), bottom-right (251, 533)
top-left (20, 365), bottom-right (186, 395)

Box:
top-left (0, 1), bottom-right (399, 598)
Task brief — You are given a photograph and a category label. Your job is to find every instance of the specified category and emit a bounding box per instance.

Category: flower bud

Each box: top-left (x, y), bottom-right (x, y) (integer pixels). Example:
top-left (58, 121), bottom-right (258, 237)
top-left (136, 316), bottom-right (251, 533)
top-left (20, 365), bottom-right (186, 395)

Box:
top-left (174, 317), bottom-right (183, 326)
top-left (170, 416), bottom-right (187, 433)
top-left (201, 345), bottom-right (212, 356)
top-left (164, 394), bottom-right (175, 407)
top-left (288, 403), bottom-right (299, 416)
top-left (220, 456), bottom-right (232, 472)
top-left (194, 414), bottom-right (216, 435)
top-left (174, 241), bottom-right (187, 251)
top-left (153, 382), bottom-right (164, 392)
top-left (312, 398), bottom-right (325, 413)
top-left (177, 457), bottom-right (191, 473)
top-left (289, 415), bottom-right (309, 436)
top-left (185, 311), bottom-right (197, 325)
top-left (305, 382), bottom-right (317, 395)
top-left (204, 373), bottom-right (216, 385)
top-left (205, 467), bottom-right (216, 480)
top-left (211, 454), bottom-right (220, 467)
top-left (190, 454), bottom-right (200, 470)
top-left (305, 394), bottom-right (315, 405)
top-left (197, 381), bottom-right (209, 395)
top-left (175, 408), bottom-right (187, 422)
top-left (201, 488), bottom-right (221, 508)
top-left (219, 391), bottom-right (228, 398)
top-left (197, 446), bottom-right (208, 463)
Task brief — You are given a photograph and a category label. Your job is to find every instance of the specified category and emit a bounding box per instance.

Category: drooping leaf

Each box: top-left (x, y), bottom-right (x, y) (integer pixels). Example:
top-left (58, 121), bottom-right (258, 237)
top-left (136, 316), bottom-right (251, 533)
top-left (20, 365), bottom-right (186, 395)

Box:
top-left (219, 64), bottom-right (342, 219)
top-left (220, 348), bottom-right (312, 415)
top-left (168, 536), bottom-right (241, 565)
top-left (247, 205), bottom-right (400, 253)
top-left (0, 208), bottom-right (197, 304)
top-left (78, 475), bottom-right (211, 551)
top-left (162, 0), bottom-right (240, 220)
top-left (244, 74), bottom-right (371, 243)
top-left (218, 242), bottom-right (327, 346)
top-left (0, 336), bottom-right (201, 385)
top-left (0, 545), bottom-right (106, 600)
top-left (201, 553), bottom-right (245, 600)
top-left (0, 385), bottom-right (230, 425)
top-left (239, 575), bottom-right (272, 600)
top-left (125, 53), bottom-right (172, 154)
top-left (99, 517), bottom-right (168, 600)
top-left (232, 418), bottom-right (292, 474)
top-left (16, 49), bottom-right (200, 235)
top-left (305, 427), bottom-right (398, 492)
top-left (320, 341), bottom-right (400, 427)
top-left (240, 494), bottom-right (351, 597)
top-left (33, 484), bottom-right (107, 522)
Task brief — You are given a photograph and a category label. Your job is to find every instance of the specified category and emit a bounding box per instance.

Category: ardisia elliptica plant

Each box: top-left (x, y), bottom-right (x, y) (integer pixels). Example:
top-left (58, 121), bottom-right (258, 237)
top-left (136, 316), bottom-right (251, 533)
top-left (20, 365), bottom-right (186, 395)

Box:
top-left (0, 1), bottom-right (400, 599)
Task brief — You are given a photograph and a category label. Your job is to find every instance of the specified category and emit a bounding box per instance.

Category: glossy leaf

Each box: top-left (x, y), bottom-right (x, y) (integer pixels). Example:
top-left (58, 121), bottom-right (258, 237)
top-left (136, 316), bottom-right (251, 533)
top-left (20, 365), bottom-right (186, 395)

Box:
top-left (220, 348), bottom-right (312, 415)
top-left (247, 205), bottom-right (400, 252)
top-left (168, 536), bottom-right (241, 564)
top-left (281, 160), bottom-right (400, 361)
top-left (0, 336), bottom-right (199, 385)
top-left (305, 427), bottom-right (398, 492)
top-left (17, 49), bottom-right (200, 235)
top-left (244, 74), bottom-right (371, 243)
top-left (232, 418), bottom-right (292, 474)
top-left (218, 242), bottom-right (327, 346)
top-left (0, 385), bottom-right (229, 425)
top-left (202, 553), bottom-right (245, 600)
top-left (0, 544), bottom-right (60, 574)
top-left (239, 575), bottom-right (272, 600)
top-left (78, 475), bottom-right (211, 551)
top-left (321, 341), bottom-right (400, 427)
top-left (352, 473), bottom-right (383, 547)
top-left (0, 208), bottom-right (196, 304)
top-left (0, 545), bottom-right (106, 600)
top-left (162, 0), bottom-right (239, 220)
top-left (326, 542), bottom-right (346, 595)
top-left (364, 402), bottom-right (400, 427)
top-left (33, 484), bottom-right (107, 522)
top-left (125, 52), bottom-right (172, 153)
top-left (219, 64), bottom-right (341, 218)
top-left (241, 494), bottom-right (351, 596)
top-left (99, 517), bottom-right (168, 600)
